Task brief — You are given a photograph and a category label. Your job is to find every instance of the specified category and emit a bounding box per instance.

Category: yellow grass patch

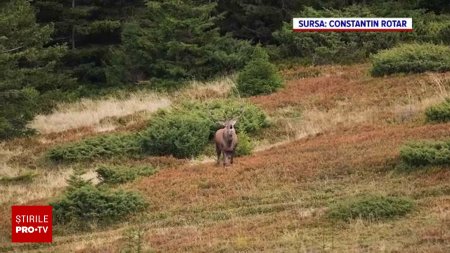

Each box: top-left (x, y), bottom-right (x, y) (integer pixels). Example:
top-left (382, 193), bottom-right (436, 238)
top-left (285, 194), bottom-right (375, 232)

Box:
top-left (29, 92), bottom-right (171, 134)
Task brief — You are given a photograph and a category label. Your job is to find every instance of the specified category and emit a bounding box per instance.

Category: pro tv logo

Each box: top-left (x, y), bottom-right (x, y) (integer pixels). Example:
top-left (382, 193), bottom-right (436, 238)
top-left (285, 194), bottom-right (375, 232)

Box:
top-left (11, 206), bottom-right (52, 243)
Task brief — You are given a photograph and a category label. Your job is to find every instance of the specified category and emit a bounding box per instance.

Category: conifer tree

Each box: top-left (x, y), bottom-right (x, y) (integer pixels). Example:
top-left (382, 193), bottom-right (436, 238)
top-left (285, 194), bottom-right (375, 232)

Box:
top-left (0, 0), bottom-right (71, 139)
top-left (216, 0), bottom-right (300, 44)
top-left (33, 0), bottom-right (144, 87)
top-left (107, 0), bottom-right (252, 88)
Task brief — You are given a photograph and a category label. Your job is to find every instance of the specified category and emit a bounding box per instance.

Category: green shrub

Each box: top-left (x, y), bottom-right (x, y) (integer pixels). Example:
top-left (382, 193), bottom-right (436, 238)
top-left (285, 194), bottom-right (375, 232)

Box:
top-left (47, 133), bottom-right (141, 162)
top-left (141, 99), bottom-right (267, 159)
top-left (370, 43), bottom-right (450, 76)
top-left (425, 98), bottom-right (450, 123)
top-left (400, 140), bottom-right (450, 167)
top-left (96, 165), bottom-right (156, 185)
top-left (0, 88), bottom-right (39, 139)
top-left (237, 47), bottom-right (283, 97)
top-left (140, 112), bottom-right (210, 158)
top-left (235, 132), bottom-right (254, 156)
top-left (328, 195), bottom-right (414, 222)
top-left (439, 24), bottom-right (450, 44)
top-left (186, 99), bottom-right (268, 137)
top-left (52, 184), bottom-right (146, 227)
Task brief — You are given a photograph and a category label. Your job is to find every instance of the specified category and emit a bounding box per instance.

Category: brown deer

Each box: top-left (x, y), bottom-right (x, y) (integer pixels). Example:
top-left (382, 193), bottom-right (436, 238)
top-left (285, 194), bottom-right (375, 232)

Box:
top-left (214, 119), bottom-right (238, 166)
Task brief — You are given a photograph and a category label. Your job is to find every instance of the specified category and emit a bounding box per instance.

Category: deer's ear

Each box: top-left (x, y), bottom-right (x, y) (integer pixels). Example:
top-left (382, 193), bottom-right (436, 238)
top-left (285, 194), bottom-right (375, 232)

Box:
top-left (230, 119), bottom-right (237, 125)
top-left (217, 121), bottom-right (226, 126)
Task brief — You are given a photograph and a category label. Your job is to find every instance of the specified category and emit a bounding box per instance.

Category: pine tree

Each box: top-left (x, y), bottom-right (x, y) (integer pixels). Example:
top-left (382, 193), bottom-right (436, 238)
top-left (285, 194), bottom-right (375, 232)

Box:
top-left (107, 0), bottom-right (253, 88)
top-left (33, 0), bottom-right (144, 87)
top-left (237, 46), bottom-right (283, 96)
top-left (0, 0), bottom-right (71, 139)
top-left (216, 0), bottom-right (300, 44)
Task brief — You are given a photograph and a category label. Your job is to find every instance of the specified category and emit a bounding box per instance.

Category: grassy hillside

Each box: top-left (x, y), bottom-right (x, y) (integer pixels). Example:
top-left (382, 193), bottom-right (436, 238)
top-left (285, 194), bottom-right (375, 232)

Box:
top-left (1, 64), bottom-right (449, 252)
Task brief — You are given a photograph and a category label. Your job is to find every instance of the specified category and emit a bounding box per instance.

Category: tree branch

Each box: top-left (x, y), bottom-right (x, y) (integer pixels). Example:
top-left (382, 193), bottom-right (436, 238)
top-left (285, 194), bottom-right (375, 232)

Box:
top-left (2, 46), bottom-right (23, 53)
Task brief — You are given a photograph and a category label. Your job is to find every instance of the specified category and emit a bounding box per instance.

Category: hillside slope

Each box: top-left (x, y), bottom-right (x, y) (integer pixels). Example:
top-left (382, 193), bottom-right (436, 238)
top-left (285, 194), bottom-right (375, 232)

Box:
top-left (1, 64), bottom-right (449, 252)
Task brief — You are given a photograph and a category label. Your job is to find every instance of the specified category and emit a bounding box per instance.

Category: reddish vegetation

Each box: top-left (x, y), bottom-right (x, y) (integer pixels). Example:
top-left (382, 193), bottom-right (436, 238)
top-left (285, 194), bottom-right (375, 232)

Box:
top-left (136, 123), bottom-right (450, 210)
top-left (127, 122), bottom-right (450, 252)
top-left (251, 64), bottom-right (450, 112)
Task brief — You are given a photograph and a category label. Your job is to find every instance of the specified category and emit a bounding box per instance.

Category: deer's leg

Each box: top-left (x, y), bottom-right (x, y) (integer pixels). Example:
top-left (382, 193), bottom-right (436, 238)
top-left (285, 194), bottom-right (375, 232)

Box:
top-left (230, 150), bottom-right (234, 164)
top-left (223, 151), bottom-right (227, 167)
top-left (216, 145), bottom-right (221, 165)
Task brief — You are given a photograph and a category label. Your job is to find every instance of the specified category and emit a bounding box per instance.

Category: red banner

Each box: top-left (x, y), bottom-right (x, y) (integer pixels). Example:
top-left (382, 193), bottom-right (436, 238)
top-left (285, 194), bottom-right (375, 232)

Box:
top-left (11, 206), bottom-right (52, 243)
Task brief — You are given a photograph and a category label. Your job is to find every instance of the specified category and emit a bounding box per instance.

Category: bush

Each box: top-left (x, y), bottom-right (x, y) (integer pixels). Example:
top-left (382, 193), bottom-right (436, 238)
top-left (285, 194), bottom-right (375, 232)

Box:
top-left (235, 132), bottom-right (255, 156)
top-left (370, 43), bottom-right (450, 76)
top-left (140, 99), bottom-right (266, 158)
top-left (438, 24), bottom-right (450, 44)
top-left (186, 99), bottom-right (268, 137)
top-left (400, 140), bottom-right (450, 167)
top-left (47, 133), bottom-right (141, 162)
top-left (140, 112), bottom-right (210, 158)
top-left (328, 195), bottom-right (414, 222)
top-left (0, 88), bottom-right (39, 139)
top-left (96, 165), bottom-right (156, 185)
top-left (237, 47), bottom-right (283, 97)
top-left (425, 98), bottom-right (450, 123)
top-left (51, 174), bottom-right (147, 228)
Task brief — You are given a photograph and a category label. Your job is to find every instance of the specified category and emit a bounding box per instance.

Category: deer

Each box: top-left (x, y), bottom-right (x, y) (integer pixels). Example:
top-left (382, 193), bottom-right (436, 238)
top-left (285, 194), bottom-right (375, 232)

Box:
top-left (214, 119), bottom-right (238, 167)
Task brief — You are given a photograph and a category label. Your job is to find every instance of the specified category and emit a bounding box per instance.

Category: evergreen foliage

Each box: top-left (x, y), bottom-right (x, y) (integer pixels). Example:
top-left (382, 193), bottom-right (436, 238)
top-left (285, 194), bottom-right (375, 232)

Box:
top-left (3, 0), bottom-right (450, 142)
top-left (141, 112), bottom-right (211, 158)
top-left (52, 173), bottom-right (147, 228)
top-left (33, 0), bottom-right (144, 87)
top-left (140, 99), bottom-right (267, 158)
top-left (425, 98), bottom-right (450, 123)
top-left (235, 132), bottom-right (255, 156)
top-left (47, 133), bottom-right (142, 162)
top-left (400, 140), bottom-right (450, 167)
top-left (370, 43), bottom-right (450, 76)
top-left (216, 0), bottom-right (300, 44)
top-left (106, 0), bottom-right (253, 88)
top-left (0, 0), bottom-right (72, 139)
top-left (273, 5), bottom-right (450, 64)
top-left (182, 99), bottom-right (269, 137)
top-left (237, 47), bottom-right (283, 96)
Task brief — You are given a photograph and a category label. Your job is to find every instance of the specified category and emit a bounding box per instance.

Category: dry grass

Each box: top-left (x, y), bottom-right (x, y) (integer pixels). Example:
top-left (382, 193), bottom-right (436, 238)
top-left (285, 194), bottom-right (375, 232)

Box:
top-left (2, 64), bottom-right (450, 252)
top-left (175, 75), bottom-right (236, 101)
top-left (251, 65), bottom-right (450, 149)
top-left (29, 92), bottom-right (171, 135)
top-left (0, 144), bottom-right (72, 205)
